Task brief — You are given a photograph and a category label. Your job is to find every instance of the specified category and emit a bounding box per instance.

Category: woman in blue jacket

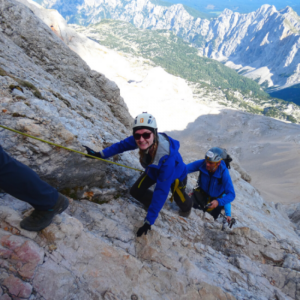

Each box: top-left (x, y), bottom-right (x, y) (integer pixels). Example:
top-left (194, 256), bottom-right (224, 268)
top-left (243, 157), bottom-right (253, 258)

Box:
top-left (187, 147), bottom-right (235, 222)
top-left (84, 112), bottom-right (192, 237)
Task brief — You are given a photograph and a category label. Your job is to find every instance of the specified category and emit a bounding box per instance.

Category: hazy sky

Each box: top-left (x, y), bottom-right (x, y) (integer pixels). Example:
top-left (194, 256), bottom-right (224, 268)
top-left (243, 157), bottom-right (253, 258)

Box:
top-left (164, 0), bottom-right (300, 15)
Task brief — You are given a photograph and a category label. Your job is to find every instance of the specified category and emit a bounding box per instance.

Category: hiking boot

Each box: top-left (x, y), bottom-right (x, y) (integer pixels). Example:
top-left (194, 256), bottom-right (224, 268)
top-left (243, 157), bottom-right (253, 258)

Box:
top-left (20, 193), bottom-right (69, 231)
top-left (179, 208), bottom-right (191, 218)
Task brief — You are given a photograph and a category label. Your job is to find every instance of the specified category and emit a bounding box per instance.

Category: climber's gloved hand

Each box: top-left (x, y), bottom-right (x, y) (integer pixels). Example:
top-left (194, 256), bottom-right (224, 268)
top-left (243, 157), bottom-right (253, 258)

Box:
top-left (136, 222), bottom-right (151, 237)
top-left (82, 145), bottom-right (102, 159)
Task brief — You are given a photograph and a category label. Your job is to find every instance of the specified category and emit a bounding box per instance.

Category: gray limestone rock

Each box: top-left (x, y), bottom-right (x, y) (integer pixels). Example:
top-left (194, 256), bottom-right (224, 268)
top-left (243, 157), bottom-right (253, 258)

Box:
top-left (11, 88), bottom-right (26, 99)
top-left (290, 204), bottom-right (300, 225)
top-left (231, 162), bottom-right (251, 183)
top-left (275, 203), bottom-right (290, 220)
top-left (0, 189), bottom-right (299, 300)
top-left (261, 264), bottom-right (300, 299)
top-left (0, 0), bottom-right (138, 194)
top-left (229, 255), bottom-right (261, 276)
top-left (283, 254), bottom-right (300, 272)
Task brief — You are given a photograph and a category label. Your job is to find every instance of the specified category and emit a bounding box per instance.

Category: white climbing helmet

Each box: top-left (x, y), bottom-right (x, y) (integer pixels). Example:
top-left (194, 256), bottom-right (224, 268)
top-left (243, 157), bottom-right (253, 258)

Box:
top-left (132, 112), bottom-right (157, 133)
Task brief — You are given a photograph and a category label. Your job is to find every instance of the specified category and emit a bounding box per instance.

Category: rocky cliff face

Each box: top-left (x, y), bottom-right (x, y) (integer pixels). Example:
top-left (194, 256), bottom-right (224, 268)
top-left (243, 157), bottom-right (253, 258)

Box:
top-left (7, 0), bottom-right (300, 204)
top-left (36, 0), bottom-right (300, 90)
top-left (0, 0), bottom-right (138, 195)
top-left (1, 186), bottom-right (299, 300)
top-left (0, 0), bottom-right (300, 299)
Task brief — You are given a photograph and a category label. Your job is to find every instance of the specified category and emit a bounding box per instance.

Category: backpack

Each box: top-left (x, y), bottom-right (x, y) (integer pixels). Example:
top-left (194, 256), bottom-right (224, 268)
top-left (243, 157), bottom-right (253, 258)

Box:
top-left (220, 148), bottom-right (232, 169)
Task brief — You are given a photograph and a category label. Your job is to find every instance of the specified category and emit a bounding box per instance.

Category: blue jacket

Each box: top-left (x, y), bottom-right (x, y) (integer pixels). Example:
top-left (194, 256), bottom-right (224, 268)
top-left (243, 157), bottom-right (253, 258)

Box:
top-left (101, 133), bottom-right (187, 225)
top-left (186, 159), bottom-right (235, 216)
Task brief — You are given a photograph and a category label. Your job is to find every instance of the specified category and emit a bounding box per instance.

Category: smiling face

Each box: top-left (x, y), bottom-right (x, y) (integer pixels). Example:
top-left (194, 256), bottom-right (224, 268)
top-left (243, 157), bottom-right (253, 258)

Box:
top-left (134, 129), bottom-right (154, 151)
top-left (205, 160), bottom-right (221, 173)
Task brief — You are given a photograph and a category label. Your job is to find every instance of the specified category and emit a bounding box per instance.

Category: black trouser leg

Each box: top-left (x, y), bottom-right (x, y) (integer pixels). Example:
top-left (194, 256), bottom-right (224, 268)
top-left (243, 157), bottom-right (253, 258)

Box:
top-left (209, 205), bottom-right (224, 220)
top-left (0, 146), bottom-right (58, 210)
top-left (191, 189), bottom-right (207, 210)
top-left (171, 177), bottom-right (192, 212)
top-left (191, 188), bottom-right (224, 219)
top-left (130, 172), bottom-right (156, 208)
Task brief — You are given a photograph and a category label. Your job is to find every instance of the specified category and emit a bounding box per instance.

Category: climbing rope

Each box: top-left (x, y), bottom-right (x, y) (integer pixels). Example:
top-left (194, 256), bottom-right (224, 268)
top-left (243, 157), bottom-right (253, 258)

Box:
top-left (0, 125), bottom-right (143, 172)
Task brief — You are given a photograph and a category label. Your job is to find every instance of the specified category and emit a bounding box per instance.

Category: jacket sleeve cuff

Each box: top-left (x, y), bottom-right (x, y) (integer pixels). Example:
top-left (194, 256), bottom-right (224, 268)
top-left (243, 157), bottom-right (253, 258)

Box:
top-left (224, 204), bottom-right (231, 217)
top-left (100, 150), bottom-right (105, 158)
top-left (144, 219), bottom-right (151, 225)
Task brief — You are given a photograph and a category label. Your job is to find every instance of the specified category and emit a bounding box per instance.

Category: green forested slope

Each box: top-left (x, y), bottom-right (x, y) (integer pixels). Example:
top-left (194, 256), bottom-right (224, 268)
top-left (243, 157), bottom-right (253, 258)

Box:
top-left (73, 19), bottom-right (300, 123)
top-left (80, 19), bottom-right (268, 98)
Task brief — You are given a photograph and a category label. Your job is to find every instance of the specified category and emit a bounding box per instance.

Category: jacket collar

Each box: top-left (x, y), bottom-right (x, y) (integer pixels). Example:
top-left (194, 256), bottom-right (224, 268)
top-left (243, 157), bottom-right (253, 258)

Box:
top-left (151, 134), bottom-right (170, 166)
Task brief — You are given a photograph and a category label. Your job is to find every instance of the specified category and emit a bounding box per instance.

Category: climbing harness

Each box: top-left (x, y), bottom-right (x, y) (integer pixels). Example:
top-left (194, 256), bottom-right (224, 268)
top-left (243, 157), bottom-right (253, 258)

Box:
top-left (170, 179), bottom-right (179, 202)
top-left (192, 186), bottom-right (214, 212)
top-left (138, 174), bottom-right (148, 188)
top-left (170, 178), bottom-right (186, 203)
top-left (0, 125), bottom-right (143, 172)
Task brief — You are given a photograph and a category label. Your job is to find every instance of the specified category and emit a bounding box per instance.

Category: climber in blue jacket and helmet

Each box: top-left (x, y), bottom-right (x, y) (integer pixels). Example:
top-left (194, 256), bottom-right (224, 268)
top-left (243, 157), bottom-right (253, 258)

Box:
top-left (84, 112), bottom-right (192, 237)
top-left (187, 147), bottom-right (235, 223)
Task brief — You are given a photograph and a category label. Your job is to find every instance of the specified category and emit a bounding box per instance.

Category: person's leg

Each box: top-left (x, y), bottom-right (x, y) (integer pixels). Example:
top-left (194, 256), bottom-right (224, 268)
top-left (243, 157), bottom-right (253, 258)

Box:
top-left (191, 188), bottom-right (208, 210)
top-left (20, 193), bottom-right (69, 231)
top-left (209, 205), bottom-right (224, 220)
top-left (0, 146), bottom-right (68, 231)
top-left (171, 177), bottom-right (193, 217)
top-left (0, 146), bottom-right (58, 210)
top-left (130, 172), bottom-right (156, 209)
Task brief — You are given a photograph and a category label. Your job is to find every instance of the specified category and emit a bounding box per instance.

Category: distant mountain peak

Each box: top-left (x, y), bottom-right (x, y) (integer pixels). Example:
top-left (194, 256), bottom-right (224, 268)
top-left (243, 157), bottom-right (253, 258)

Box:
top-left (280, 6), bottom-right (294, 14)
top-left (36, 0), bottom-right (300, 90)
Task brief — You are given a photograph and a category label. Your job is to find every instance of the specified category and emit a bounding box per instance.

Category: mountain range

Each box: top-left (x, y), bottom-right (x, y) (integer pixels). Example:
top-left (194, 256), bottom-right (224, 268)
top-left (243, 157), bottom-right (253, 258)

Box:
top-left (36, 0), bottom-right (300, 97)
top-left (72, 19), bottom-right (300, 123)
top-left (158, 0), bottom-right (300, 15)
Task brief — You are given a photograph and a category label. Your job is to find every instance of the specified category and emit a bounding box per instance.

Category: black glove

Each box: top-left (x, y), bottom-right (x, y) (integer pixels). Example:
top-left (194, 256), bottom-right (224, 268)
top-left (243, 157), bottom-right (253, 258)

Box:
top-left (82, 145), bottom-right (102, 159)
top-left (136, 223), bottom-right (151, 237)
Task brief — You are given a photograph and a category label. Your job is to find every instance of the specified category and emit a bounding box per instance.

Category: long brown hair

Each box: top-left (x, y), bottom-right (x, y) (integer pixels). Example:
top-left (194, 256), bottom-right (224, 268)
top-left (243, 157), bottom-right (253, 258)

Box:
top-left (139, 133), bottom-right (158, 166)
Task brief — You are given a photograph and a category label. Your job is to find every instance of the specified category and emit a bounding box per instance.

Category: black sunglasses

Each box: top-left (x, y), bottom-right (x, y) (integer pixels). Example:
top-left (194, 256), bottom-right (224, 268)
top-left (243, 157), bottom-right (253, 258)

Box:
top-left (134, 132), bottom-right (152, 140)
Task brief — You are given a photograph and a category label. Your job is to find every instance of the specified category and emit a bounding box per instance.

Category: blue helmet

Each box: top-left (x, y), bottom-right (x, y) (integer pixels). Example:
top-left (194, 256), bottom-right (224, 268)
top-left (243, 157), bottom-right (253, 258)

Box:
top-left (205, 147), bottom-right (226, 162)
